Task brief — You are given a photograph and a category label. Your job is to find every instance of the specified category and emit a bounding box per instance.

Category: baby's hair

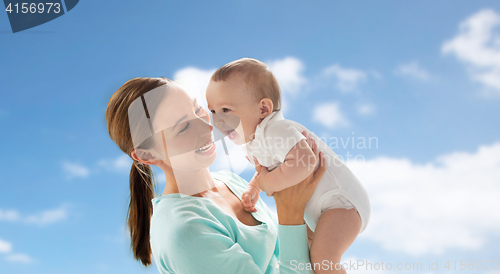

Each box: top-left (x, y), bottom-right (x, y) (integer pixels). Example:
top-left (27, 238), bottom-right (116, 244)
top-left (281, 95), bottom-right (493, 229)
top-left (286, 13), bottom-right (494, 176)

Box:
top-left (211, 58), bottom-right (281, 111)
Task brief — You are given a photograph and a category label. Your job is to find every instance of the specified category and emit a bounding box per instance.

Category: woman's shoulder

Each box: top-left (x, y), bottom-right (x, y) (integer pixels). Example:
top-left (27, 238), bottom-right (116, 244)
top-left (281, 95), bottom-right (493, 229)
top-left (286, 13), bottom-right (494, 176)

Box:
top-left (151, 200), bottom-right (225, 233)
top-left (149, 170), bottom-right (242, 231)
top-left (151, 194), bottom-right (217, 229)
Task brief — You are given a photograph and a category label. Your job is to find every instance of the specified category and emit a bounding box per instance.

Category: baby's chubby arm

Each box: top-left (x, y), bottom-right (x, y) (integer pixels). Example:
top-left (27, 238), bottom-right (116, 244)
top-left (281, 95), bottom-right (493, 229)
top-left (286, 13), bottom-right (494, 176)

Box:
top-left (257, 137), bottom-right (318, 196)
top-left (241, 172), bottom-right (261, 212)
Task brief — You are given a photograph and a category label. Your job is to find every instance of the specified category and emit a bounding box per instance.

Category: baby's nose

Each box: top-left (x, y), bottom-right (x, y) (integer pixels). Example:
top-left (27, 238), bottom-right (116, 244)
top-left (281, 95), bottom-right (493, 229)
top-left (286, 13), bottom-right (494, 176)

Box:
top-left (215, 120), bottom-right (224, 128)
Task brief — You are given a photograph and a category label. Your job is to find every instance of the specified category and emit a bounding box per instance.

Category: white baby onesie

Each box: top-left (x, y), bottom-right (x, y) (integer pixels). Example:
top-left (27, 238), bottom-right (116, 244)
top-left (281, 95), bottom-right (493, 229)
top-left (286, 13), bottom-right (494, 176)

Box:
top-left (242, 110), bottom-right (371, 233)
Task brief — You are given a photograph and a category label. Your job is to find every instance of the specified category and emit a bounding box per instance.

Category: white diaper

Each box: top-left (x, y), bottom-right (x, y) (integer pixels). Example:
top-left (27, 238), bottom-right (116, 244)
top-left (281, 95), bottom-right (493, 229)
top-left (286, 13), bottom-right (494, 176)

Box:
top-left (242, 110), bottom-right (371, 234)
top-left (321, 194), bottom-right (357, 213)
top-left (303, 159), bottom-right (370, 234)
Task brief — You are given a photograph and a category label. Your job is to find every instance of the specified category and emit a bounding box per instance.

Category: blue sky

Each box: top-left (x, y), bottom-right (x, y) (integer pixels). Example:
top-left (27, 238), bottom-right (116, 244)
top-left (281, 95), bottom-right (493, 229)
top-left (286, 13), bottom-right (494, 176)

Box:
top-left (1, 1), bottom-right (500, 273)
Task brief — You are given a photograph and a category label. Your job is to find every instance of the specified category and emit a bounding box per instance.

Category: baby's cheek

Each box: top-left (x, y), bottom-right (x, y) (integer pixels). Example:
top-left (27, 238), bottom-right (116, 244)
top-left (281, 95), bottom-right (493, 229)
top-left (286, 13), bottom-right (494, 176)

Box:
top-left (241, 119), bottom-right (255, 134)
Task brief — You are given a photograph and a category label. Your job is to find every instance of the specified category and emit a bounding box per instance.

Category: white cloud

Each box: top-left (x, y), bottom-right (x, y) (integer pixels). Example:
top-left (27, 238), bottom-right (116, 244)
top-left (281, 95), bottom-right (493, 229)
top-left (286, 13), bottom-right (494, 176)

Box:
top-left (267, 57), bottom-right (307, 96)
top-left (174, 67), bottom-right (215, 94)
top-left (267, 57), bottom-right (307, 115)
top-left (442, 9), bottom-right (500, 93)
top-left (322, 64), bottom-right (367, 92)
top-left (312, 102), bottom-right (349, 129)
top-left (347, 142), bottom-right (500, 256)
top-left (369, 70), bottom-right (383, 80)
top-left (5, 253), bottom-right (33, 263)
top-left (173, 67), bottom-right (216, 110)
top-left (0, 205), bottom-right (68, 226)
top-left (62, 161), bottom-right (90, 179)
top-left (25, 205), bottom-right (68, 226)
top-left (0, 240), bottom-right (33, 264)
top-left (394, 61), bottom-right (430, 81)
top-left (97, 154), bottom-right (132, 173)
top-left (0, 239), bottom-right (12, 253)
top-left (357, 103), bottom-right (376, 116)
top-left (0, 209), bottom-right (20, 222)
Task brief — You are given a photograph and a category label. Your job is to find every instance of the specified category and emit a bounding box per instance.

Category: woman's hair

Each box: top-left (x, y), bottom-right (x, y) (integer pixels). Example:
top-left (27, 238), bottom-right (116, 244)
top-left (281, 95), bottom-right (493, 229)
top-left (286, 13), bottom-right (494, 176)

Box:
top-left (105, 77), bottom-right (170, 266)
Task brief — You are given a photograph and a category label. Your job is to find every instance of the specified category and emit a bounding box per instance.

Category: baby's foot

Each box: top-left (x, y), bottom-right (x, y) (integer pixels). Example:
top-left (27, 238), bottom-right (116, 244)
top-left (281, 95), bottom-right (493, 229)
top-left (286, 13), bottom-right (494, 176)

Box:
top-left (241, 188), bottom-right (260, 213)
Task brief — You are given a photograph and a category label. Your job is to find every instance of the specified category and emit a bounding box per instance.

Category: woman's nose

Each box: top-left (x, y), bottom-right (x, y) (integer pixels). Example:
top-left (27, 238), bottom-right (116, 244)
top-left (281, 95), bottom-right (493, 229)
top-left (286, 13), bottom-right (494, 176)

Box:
top-left (198, 114), bottom-right (213, 130)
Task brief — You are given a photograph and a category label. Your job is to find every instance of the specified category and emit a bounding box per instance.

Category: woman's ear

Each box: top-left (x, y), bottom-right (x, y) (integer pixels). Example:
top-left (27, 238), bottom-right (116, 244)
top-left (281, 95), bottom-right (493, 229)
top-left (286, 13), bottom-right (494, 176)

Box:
top-left (131, 149), bottom-right (158, 165)
top-left (259, 98), bottom-right (274, 118)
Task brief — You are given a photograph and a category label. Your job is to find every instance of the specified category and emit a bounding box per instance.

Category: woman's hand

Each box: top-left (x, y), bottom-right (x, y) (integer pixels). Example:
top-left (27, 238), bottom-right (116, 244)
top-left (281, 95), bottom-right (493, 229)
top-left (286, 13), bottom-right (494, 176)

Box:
top-left (271, 131), bottom-right (326, 225)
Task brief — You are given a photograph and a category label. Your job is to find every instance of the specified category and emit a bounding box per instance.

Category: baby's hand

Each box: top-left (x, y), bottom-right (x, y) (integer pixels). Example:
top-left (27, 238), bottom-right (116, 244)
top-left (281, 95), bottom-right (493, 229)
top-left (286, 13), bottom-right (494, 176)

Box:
top-left (241, 186), bottom-right (260, 213)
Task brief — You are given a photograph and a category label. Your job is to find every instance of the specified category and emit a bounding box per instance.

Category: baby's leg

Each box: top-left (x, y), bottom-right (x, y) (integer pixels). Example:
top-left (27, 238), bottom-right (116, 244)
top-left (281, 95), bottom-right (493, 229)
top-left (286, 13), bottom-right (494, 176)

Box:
top-left (309, 208), bottom-right (361, 273)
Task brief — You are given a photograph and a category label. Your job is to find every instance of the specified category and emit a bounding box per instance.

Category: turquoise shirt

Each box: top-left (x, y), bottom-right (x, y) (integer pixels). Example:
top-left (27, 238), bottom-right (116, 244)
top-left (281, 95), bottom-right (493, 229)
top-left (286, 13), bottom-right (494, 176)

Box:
top-left (150, 170), bottom-right (313, 274)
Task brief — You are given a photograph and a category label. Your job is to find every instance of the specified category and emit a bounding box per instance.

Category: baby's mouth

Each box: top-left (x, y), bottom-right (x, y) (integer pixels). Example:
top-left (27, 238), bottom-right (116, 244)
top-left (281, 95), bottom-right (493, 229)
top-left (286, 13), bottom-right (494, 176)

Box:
top-left (227, 129), bottom-right (238, 140)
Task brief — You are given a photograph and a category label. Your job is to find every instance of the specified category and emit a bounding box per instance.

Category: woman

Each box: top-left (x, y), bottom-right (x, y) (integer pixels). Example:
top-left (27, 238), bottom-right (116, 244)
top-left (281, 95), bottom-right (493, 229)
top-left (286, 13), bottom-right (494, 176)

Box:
top-left (105, 77), bottom-right (326, 273)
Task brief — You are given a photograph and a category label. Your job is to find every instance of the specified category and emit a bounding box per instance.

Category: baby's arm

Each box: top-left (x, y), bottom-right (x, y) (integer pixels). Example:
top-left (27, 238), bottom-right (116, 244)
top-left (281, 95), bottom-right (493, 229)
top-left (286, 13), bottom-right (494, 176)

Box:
top-left (241, 172), bottom-right (261, 212)
top-left (258, 138), bottom-right (318, 196)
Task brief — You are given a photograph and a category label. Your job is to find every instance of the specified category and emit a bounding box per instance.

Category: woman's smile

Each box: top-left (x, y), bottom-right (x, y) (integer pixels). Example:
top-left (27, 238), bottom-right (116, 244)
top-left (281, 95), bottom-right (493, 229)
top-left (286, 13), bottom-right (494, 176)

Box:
top-left (195, 139), bottom-right (215, 155)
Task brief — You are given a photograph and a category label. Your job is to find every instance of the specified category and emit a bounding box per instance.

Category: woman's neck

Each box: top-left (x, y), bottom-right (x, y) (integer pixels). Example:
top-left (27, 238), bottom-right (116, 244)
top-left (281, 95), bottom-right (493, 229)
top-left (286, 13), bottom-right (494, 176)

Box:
top-left (162, 168), bottom-right (216, 197)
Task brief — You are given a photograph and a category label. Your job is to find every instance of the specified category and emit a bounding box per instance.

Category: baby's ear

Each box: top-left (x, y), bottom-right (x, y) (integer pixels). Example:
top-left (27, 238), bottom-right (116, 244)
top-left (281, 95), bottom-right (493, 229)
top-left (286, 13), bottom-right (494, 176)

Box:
top-left (259, 98), bottom-right (273, 118)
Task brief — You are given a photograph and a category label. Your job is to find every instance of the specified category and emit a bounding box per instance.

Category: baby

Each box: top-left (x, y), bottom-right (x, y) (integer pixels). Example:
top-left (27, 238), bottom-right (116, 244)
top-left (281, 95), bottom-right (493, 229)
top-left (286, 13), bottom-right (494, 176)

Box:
top-left (206, 58), bottom-right (371, 272)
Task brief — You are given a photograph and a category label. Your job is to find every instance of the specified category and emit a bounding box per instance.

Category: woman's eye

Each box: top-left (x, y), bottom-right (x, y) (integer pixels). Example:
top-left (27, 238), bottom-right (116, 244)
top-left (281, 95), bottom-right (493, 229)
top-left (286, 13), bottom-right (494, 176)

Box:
top-left (178, 123), bottom-right (189, 134)
top-left (222, 108), bottom-right (230, 113)
top-left (195, 106), bottom-right (202, 114)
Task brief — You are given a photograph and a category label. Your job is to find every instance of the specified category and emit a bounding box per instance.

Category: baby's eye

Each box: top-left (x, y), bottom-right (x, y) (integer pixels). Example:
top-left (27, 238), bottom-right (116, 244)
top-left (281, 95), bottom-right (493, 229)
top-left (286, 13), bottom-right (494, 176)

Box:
top-left (210, 110), bottom-right (215, 114)
top-left (222, 108), bottom-right (230, 113)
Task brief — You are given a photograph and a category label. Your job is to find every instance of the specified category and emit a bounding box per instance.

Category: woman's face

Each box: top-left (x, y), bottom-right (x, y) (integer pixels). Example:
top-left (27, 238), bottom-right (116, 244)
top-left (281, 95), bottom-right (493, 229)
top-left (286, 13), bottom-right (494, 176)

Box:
top-left (149, 83), bottom-right (217, 171)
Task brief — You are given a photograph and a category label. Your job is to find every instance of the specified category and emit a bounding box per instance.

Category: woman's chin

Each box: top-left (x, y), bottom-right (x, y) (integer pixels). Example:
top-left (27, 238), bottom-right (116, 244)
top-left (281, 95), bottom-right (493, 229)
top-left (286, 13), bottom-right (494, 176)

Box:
top-left (196, 150), bottom-right (217, 167)
top-left (170, 149), bottom-right (217, 171)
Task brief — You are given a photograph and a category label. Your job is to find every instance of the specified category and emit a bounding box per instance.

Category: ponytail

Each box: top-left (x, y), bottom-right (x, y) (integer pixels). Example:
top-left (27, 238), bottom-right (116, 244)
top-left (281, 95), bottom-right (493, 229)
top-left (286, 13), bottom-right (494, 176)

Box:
top-left (128, 160), bottom-right (155, 266)
top-left (105, 77), bottom-right (169, 266)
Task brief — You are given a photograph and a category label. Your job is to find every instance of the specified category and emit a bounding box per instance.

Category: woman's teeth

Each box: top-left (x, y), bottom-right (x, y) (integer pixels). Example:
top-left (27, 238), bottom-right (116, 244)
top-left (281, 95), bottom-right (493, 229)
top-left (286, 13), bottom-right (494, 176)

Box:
top-left (195, 141), bottom-right (213, 153)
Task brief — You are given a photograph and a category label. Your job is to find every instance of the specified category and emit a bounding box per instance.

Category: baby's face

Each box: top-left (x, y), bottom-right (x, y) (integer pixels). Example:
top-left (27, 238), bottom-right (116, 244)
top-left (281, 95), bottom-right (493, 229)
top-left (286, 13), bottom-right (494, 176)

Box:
top-left (206, 74), bottom-right (262, 145)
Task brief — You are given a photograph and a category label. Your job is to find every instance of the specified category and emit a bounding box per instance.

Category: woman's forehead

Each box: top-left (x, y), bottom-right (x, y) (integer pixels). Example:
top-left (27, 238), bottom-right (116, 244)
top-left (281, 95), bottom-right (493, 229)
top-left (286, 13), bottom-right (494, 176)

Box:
top-left (149, 86), bottom-right (196, 132)
top-left (128, 81), bottom-right (200, 150)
